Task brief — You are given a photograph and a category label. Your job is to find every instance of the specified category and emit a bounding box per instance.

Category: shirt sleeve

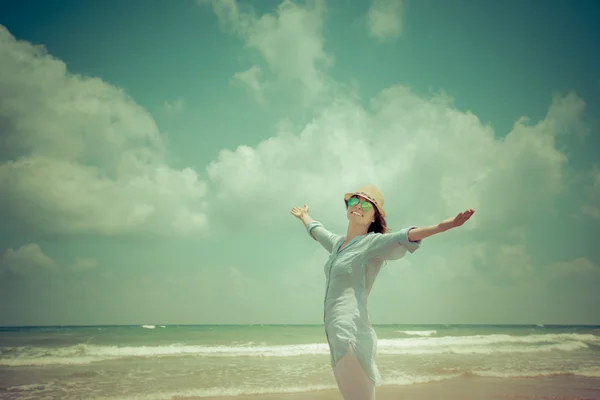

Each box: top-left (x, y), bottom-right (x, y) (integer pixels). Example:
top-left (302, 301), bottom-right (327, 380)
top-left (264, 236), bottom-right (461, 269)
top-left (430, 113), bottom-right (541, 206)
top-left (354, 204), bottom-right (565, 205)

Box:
top-left (306, 221), bottom-right (340, 254)
top-left (364, 227), bottom-right (421, 261)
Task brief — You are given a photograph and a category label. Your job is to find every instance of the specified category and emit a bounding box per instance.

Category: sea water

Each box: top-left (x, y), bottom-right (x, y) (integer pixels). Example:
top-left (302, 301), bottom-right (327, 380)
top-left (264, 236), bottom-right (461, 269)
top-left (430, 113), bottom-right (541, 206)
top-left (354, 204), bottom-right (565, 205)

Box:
top-left (1, 324), bottom-right (599, 399)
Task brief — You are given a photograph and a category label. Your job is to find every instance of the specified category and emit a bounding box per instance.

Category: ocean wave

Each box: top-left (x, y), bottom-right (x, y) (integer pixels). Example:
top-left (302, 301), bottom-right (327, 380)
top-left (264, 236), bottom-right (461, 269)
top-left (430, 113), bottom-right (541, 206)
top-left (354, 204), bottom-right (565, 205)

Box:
top-left (384, 372), bottom-right (457, 385)
top-left (1, 333), bottom-right (597, 366)
top-left (93, 384), bottom-right (338, 400)
top-left (0, 342), bottom-right (330, 366)
top-left (395, 330), bottom-right (437, 336)
top-left (377, 333), bottom-right (599, 355)
top-left (388, 367), bottom-right (600, 382)
top-left (573, 367), bottom-right (600, 378)
top-left (5, 367), bottom-right (599, 400)
top-left (466, 366), bottom-right (600, 379)
top-left (88, 368), bottom-right (600, 400)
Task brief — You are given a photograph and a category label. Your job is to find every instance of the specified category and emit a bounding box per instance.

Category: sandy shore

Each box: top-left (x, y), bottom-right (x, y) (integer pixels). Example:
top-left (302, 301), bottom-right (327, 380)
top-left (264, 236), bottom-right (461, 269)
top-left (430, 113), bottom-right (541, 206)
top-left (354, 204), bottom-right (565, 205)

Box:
top-left (174, 375), bottom-right (600, 400)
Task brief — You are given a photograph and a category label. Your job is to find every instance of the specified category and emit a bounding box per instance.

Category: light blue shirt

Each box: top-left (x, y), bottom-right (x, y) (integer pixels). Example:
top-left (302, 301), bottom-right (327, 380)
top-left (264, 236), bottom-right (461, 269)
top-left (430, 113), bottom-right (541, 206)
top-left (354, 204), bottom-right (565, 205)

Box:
top-left (306, 221), bottom-right (421, 386)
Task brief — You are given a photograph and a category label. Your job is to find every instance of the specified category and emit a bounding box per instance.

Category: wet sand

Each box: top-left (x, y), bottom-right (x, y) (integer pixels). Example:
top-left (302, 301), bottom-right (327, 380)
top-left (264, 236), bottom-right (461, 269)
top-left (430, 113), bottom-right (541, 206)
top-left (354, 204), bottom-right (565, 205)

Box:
top-left (174, 375), bottom-right (600, 400)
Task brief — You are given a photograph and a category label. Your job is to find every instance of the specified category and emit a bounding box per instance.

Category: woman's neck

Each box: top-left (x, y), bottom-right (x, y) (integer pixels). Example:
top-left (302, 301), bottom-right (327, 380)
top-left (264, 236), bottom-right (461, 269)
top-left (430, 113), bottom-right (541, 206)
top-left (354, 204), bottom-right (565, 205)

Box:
top-left (345, 223), bottom-right (369, 241)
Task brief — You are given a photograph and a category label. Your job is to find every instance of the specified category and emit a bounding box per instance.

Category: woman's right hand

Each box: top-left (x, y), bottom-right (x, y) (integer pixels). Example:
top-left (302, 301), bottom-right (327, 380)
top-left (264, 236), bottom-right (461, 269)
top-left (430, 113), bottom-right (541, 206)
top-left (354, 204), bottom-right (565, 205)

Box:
top-left (290, 204), bottom-right (309, 220)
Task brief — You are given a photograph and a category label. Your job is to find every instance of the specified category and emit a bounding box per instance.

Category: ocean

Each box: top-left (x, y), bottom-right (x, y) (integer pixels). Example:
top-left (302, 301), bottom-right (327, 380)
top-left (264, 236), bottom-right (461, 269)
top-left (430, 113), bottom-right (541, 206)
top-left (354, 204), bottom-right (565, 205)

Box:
top-left (0, 324), bottom-right (599, 399)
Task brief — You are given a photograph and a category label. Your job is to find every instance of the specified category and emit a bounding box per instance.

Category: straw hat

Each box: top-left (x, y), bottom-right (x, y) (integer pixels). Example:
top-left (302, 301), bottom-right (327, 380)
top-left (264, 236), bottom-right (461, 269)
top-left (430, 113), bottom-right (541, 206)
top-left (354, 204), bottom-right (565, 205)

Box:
top-left (344, 184), bottom-right (386, 217)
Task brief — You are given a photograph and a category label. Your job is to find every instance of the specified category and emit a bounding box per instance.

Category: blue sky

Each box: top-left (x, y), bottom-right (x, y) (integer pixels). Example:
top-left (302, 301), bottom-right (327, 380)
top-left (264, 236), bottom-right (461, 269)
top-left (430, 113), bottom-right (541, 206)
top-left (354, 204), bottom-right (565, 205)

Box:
top-left (0, 0), bottom-right (599, 326)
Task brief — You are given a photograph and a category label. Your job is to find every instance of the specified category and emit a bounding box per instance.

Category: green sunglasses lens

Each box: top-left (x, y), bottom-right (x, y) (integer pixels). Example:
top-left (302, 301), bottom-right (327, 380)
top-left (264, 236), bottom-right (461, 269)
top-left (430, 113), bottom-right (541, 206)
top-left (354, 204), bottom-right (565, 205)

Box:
top-left (348, 197), bottom-right (373, 212)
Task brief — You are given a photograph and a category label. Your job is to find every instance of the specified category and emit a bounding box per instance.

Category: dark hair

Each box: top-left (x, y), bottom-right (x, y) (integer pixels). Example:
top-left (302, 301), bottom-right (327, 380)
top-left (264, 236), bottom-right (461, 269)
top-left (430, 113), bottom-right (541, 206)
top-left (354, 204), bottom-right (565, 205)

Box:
top-left (369, 207), bottom-right (390, 234)
top-left (345, 199), bottom-right (390, 234)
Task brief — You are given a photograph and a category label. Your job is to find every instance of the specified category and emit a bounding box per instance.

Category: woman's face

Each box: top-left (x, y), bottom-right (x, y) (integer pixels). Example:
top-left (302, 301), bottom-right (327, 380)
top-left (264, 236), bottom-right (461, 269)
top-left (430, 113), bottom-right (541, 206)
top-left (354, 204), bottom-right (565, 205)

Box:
top-left (347, 195), bottom-right (376, 224)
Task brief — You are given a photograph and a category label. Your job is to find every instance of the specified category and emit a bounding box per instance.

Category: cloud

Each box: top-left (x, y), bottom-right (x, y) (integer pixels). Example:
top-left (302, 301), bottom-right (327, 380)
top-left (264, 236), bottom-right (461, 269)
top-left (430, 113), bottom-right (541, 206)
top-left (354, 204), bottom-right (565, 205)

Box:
top-left (162, 98), bottom-right (185, 115)
top-left (547, 257), bottom-right (600, 282)
top-left (543, 258), bottom-right (600, 307)
top-left (0, 243), bottom-right (55, 276)
top-left (581, 165), bottom-right (600, 220)
top-left (205, 86), bottom-right (586, 235)
top-left (472, 95), bottom-right (584, 233)
top-left (199, 1), bottom-right (588, 239)
top-left (366, 0), bottom-right (404, 41)
top-left (453, 243), bottom-right (535, 286)
top-left (0, 25), bottom-right (208, 236)
top-left (231, 66), bottom-right (265, 103)
top-left (544, 92), bottom-right (589, 139)
top-left (1, 243), bottom-right (99, 275)
top-left (70, 257), bottom-right (98, 272)
top-left (203, 0), bottom-right (332, 102)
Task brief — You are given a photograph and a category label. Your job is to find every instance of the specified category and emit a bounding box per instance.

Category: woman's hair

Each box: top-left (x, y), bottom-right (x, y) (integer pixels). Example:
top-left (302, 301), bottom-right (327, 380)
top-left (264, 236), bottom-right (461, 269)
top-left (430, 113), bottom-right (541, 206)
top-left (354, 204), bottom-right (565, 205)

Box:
top-left (369, 207), bottom-right (390, 234)
top-left (345, 199), bottom-right (390, 234)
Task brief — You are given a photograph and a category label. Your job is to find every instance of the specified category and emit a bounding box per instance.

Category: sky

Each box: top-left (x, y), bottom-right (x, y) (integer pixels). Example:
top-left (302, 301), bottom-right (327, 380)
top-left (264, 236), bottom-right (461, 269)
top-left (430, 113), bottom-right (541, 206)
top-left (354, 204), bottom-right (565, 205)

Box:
top-left (0, 0), bottom-right (599, 326)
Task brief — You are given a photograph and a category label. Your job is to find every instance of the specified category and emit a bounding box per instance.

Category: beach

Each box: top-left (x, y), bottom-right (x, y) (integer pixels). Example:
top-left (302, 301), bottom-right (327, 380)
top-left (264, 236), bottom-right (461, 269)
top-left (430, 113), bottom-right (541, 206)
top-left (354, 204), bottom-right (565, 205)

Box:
top-left (185, 375), bottom-right (600, 400)
top-left (183, 375), bottom-right (600, 400)
top-left (1, 324), bottom-right (599, 399)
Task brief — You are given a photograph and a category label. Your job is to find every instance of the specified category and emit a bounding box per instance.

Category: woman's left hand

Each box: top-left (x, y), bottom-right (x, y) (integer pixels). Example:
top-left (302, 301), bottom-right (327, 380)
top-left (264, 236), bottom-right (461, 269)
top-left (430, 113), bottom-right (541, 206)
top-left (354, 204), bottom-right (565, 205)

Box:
top-left (438, 209), bottom-right (475, 232)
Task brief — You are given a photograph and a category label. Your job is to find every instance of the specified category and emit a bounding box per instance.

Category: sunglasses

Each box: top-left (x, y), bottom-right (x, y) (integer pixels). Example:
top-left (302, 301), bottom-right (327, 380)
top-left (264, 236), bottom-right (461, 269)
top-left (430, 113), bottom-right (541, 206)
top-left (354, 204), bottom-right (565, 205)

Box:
top-left (347, 196), bottom-right (373, 212)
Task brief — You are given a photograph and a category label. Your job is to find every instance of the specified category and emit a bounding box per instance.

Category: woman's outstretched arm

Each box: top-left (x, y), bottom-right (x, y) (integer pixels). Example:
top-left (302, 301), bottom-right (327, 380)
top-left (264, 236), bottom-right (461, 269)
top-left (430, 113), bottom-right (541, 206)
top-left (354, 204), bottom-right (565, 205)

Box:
top-left (363, 208), bottom-right (476, 261)
top-left (408, 208), bottom-right (475, 241)
top-left (291, 204), bottom-right (341, 254)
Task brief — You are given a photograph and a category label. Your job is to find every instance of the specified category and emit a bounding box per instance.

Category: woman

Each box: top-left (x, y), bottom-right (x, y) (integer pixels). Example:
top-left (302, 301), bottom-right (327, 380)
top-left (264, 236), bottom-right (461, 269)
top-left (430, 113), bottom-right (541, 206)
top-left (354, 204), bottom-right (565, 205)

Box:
top-left (290, 184), bottom-right (474, 400)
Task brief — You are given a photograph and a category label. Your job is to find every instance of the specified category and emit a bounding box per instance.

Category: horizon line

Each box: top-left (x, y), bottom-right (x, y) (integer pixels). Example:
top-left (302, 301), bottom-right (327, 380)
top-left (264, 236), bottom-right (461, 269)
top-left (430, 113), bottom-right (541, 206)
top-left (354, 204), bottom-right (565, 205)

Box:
top-left (2, 323), bottom-right (599, 328)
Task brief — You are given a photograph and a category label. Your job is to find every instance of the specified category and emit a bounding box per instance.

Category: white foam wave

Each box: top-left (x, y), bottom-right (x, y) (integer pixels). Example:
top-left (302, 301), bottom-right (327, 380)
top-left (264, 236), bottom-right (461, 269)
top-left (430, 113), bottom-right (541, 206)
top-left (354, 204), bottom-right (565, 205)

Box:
top-left (384, 372), bottom-right (457, 385)
top-left (94, 384), bottom-right (337, 400)
top-left (470, 367), bottom-right (600, 379)
top-left (392, 367), bottom-right (600, 380)
top-left (89, 367), bottom-right (600, 399)
top-left (378, 333), bottom-right (599, 355)
top-left (574, 367), bottom-right (600, 377)
top-left (0, 342), bottom-right (331, 366)
top-left (141, 325), bottom-right (155, 329)
top-left (1, 333), bottom-right (597, 366)
top-left (395, 330), bottom-right (437, 336)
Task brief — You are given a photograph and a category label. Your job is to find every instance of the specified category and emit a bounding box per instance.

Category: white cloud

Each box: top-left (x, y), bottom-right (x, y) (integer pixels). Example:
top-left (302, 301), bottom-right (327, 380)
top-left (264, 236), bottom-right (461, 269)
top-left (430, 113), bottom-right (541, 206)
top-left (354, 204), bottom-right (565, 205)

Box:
top-left (0, 26), bottom-right (208, 236)
top-left (71, 257), bottom-right (98, 272)
top-left (199, 1), bottom-right (588, 240)
top-left (0, 243), bottom-right (55, 276)
top-left (162, 98), bottom-right (185, 115)
top-left (205, 86), bottom-right (585, 236)
top-left (231, 66), bottom-right (265, 103)
top-left (544, 92), bottom-right (589, 139)
top-left (459, 243), bottom-right (535, 286)
top-left (366, 0), bottom-right (404, 41)
top-left (546, 257), bottom-right (600, 282)
top-left (204, 0), bottom-right (332, 102)
top-left (581, 165), bottom-right (600, 220)
top-left (1, 244), bottom-right (98, 276)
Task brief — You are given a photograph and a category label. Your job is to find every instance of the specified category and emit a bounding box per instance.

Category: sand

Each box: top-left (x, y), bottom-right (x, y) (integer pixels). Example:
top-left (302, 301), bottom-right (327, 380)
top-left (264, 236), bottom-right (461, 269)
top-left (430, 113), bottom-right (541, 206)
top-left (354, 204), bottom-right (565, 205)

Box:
top-left (174, 376), bottom-right (600, 400)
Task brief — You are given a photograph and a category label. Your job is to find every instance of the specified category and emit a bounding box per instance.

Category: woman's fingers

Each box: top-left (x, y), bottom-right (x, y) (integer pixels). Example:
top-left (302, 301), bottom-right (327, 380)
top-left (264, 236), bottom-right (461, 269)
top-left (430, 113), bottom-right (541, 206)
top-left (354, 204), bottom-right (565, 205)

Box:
top-left (456, 209), bottom-right (474, 226)
top-left (290, 205), bottom-right (308, 218)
